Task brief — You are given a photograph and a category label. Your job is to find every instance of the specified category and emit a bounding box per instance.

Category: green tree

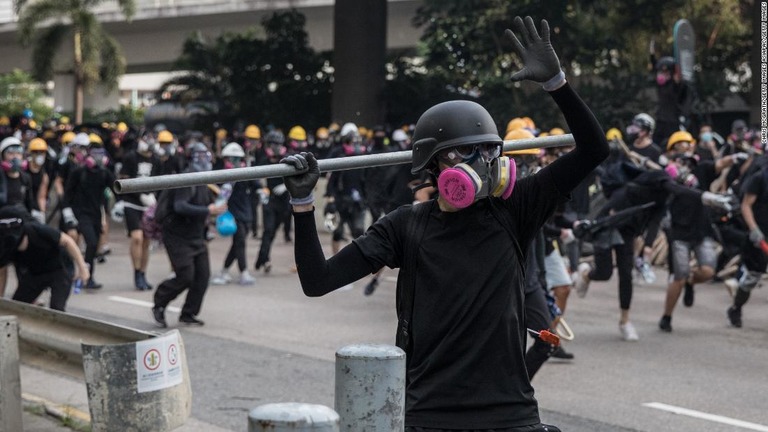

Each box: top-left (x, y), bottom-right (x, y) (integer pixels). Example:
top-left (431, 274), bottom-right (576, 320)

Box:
top-left (0, 69), bottom-right (53, 119)
top-left (388, 0), bottom-right (753, 132)
top-left (161, 9), bottom-right (332, 131)
top-left (14, 0), bottom-right (135, 124)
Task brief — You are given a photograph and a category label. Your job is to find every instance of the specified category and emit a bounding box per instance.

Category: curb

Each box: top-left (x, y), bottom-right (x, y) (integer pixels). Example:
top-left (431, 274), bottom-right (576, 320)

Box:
top-left (22, 393), bottom-right (91, 430)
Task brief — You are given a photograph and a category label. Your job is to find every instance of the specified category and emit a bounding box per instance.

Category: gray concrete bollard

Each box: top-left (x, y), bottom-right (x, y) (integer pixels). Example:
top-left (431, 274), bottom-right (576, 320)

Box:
top-left (248, 402), bottom-right (340, 431)
top-left (335, 344), bottom-right (405, 432)
top-left (81, 329), bottom-right (191, 432)
top-left (0, 316), bottom-right (22, 432)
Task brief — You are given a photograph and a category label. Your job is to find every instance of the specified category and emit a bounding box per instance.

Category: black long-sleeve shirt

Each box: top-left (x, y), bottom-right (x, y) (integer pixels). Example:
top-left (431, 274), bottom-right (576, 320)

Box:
top-left (292, 83), bottom-right (608, 429)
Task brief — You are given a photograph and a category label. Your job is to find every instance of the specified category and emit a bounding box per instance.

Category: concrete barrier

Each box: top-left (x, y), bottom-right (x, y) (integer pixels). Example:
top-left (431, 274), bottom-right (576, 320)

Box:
top-left (335, 344), bottom-right (405, 432)
top-left (248, 403), bottom-right (339, 431)
top-left (82, 330), bottom-right (191, 432)
top-left (0, 316), bottom-right (22, 432)
top-left (0, 299), bottom-right (191, 432)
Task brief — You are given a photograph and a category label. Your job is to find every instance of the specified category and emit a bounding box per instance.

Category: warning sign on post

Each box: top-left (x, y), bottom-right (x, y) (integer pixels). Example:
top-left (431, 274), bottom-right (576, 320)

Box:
top-left (136, 332), bottom-right (184, 393)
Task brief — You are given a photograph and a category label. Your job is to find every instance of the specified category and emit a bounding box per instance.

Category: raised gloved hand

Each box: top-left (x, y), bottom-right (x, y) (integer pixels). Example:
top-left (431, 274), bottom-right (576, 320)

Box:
top-left (749, 227), bottom-right (764, 246)
top-left (62, 207), bottom-right (79, 230)
top-left (504, 16), bottom-right (564, 90)
top-left (280, 152), bottom-right (320, 206)
top-left (701, 192), bottom-right (734, 212)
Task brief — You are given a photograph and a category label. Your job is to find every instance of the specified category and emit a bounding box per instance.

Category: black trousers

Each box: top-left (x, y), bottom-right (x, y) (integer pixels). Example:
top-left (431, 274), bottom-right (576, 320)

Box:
top-left (590, 231), bottom-right (635, 310)
top-left (155, 233), bottom-right (210, 318)
top-left (224, 220), bottom-right (249, 272)
top-left (13, 267), bottom-right (71, 311)
top-left (256, 199), bottom-right (291, 266)
top-left (77, 215), bottom-right (102, 280)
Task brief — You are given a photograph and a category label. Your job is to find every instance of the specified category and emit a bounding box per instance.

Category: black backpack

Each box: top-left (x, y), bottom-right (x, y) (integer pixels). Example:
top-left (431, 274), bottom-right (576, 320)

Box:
top-left (395, 199), bottom-right (524, 358)
top-left (152, 189), bottom-right (175, 225)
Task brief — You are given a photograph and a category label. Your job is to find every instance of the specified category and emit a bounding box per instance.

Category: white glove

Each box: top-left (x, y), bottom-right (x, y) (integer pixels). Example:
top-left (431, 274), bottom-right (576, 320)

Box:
top-left (732, 152), bottom-right (750, 162)
top-left (110, 201), bottom-right (125, 223)
top-left (749, 228), bottom-right (764, 246)
top-left (31, 209), bottom-right (45, 224)
top-left (272, 183), bottom-right (288, 196)
top-left (62, 207), bottom-right (79, 229)
top-left (324, 213), bottom-right (338, 232)
top-left (560, 228), bottom-right (575, 244)
top-left (140, 193), bottom-right (157, 207)
top-left (701, 192), bottom-right (733, 212)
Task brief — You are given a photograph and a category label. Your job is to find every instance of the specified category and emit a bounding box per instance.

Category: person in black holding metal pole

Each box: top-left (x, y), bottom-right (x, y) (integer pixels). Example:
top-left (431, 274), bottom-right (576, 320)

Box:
top-left (282, 17), bottom-right (607, 431)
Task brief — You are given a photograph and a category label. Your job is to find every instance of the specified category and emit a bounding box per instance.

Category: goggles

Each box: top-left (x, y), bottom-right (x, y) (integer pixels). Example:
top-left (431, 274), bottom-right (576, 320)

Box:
top-left (191, 150), bottom-right (212, 163)
top-left (438, 143), bottom-right (501, 165)
top-left (89, 148), bottom-right (107, 158)
top-left (3, 146), bottom-right (23, 156)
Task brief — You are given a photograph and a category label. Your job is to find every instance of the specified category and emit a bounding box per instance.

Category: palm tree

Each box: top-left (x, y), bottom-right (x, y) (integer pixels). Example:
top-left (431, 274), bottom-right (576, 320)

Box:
top-left (14, 0), bottom-right (136, 124)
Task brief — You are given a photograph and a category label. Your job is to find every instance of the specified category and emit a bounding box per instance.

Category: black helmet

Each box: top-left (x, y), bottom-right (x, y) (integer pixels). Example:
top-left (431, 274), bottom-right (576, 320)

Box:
top-left (656, 56), bottom-right (675, 71)
top-left (264, 130), bottom-right (285, 146)
top-left (187, 141), bottom-right (209, 157)
top-left (411, 100), bottom-right (501, 174)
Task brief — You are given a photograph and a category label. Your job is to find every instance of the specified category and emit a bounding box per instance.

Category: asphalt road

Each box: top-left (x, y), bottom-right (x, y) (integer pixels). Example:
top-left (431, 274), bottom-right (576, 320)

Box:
top-left (28, 217), bottom-right (768, 432)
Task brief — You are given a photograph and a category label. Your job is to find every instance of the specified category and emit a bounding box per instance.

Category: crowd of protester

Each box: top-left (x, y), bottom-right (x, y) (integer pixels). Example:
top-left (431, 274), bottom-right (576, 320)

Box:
top-left (0, 108), bottom-right (764, 337)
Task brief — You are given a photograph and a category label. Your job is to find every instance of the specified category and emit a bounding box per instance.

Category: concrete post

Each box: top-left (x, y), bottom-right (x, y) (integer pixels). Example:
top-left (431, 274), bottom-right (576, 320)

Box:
top-left (335, 344), bottom-right (405, 432)
top-left (81, 330), bottom-right (191, 432)
top-left (0, 316), bottom-right (22, 432)
top-left (248, 403), bottom-right (339, 431)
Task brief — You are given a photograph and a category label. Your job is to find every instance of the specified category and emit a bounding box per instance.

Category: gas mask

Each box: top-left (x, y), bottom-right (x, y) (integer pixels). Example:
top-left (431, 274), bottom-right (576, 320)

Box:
top-left (656, 72), bottom-right (670, 86)
top-left (665, 158), bottom-right (699, 188)
top-left (265, 143), bottom-right (286, 159)
top-left (435, 144), bottom-right (516, 209)
top-left (343, 141), bottom-right (366, 156)
top-left (223, 157), bottom-right (244, 169)
top-left (86, 148), bottom-right (109, 169)
top-left (1, 157), bottom-right (25, 173)
top-left (189, 150), bottom-right (212, 172)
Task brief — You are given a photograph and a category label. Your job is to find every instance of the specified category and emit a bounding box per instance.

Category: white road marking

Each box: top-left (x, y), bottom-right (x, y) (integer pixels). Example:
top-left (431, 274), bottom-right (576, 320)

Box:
top-left (108, 296), bottom-right (181, 313)
top-left (643, 402), bottom-right (768, 431)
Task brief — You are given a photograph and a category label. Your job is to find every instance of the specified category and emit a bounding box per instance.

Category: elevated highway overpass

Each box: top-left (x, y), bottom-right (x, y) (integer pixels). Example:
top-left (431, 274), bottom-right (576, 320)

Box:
top-left (0, 0), bottom-right (423, 117)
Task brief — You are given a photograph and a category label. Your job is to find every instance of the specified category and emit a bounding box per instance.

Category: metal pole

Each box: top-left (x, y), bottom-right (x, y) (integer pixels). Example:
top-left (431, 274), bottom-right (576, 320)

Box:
top-left (115, 134), bottom-right (576, 194)
top-left (0, 316), bottom-right (22, 432)
top-left (248, 403), bottom-right (340, 432)
top-left (335, 344), bottom-right (405, 432)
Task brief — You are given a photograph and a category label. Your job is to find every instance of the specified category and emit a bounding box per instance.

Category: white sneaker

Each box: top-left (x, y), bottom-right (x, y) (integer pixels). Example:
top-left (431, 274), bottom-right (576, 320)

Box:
top-left (211, 270), bottom-right (231, 286)
top-left (620, 321), bottom-right (639, 341)
top-left (574, 262), bottom-right (592, 298)
top-left (239, 270), bottom-right (256, 286)
top-left (638, 261), bottom-right (656, 284)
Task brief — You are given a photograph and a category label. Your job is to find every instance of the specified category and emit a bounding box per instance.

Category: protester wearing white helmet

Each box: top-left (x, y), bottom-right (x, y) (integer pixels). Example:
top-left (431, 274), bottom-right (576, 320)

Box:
top-left (211, 143), bottom-right (262, 286)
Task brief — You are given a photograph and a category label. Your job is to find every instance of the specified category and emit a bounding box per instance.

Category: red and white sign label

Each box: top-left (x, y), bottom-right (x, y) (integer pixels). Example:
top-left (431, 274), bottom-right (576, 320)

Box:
top-left (136, 331), bottom-right (184, 393)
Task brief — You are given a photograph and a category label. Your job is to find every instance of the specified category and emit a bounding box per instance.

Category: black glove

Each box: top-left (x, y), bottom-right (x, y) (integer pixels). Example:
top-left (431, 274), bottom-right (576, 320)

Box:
top-left (280, 152), bottom-right (320, 205)
top-left (572, 219), bottom-right (593, 239)
top-left (324, 201), bottom-right (337, 215)
top-left (504, 16), bottom-right (564, 90)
